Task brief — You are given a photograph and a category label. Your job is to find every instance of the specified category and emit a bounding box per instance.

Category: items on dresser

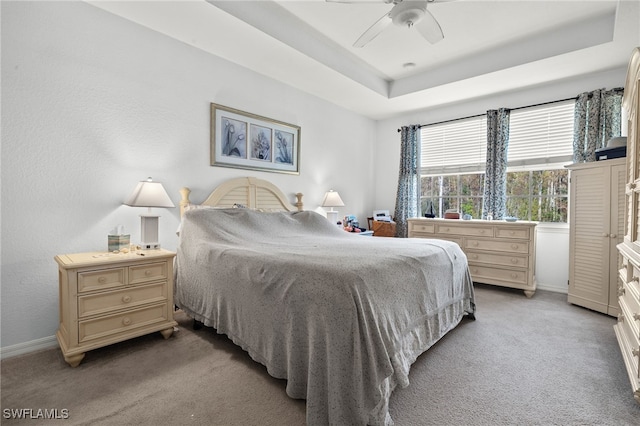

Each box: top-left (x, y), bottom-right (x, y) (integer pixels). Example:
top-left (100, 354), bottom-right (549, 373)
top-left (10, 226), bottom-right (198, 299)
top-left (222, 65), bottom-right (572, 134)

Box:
top-left (566, 158), bottom-right (625, 316)
top-left (408, 218), bottom-right (537, 297)
top-left (615, 46), bottom-right (640, 404)
top-left (55, 249), bottom-right (177, 367)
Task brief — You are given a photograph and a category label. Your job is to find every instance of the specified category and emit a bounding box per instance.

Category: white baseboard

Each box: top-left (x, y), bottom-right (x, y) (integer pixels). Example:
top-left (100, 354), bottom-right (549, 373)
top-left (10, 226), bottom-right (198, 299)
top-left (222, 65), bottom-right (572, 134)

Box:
top-left (0, 335), bottom-right (58, 360)
top-left (537, 282), bottom-right (568, 294)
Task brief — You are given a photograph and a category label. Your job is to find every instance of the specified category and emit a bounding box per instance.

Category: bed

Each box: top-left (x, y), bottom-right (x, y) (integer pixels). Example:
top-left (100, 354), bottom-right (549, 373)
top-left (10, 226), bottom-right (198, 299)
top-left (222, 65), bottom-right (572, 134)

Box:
top-left (174, 177), bottom-right (475, 425)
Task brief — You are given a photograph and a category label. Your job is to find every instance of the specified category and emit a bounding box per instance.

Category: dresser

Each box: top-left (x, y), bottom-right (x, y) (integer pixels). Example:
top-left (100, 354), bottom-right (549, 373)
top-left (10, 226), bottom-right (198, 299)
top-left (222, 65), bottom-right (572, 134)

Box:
top-left (567, 158), bottom-right (625, 317)
top-left (615, 47), bottom-right (640, 403)
top-left (408, 218), bottom-right (537, 297)
top-left (55, 249), bottom-right (177, 367)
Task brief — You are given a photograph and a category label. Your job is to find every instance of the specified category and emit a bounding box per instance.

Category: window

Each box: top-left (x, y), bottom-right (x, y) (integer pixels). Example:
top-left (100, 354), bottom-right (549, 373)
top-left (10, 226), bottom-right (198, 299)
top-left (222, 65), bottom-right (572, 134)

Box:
top-left (420, 100), bottom-right (574, 222)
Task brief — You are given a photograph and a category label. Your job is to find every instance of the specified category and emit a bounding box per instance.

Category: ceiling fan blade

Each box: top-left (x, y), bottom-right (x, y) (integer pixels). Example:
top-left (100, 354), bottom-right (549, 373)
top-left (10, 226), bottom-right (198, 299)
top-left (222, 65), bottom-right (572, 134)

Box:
top-left (353, 12), bottom-right (393, 48)
top-left (415, 8), bottom-right (444, 44)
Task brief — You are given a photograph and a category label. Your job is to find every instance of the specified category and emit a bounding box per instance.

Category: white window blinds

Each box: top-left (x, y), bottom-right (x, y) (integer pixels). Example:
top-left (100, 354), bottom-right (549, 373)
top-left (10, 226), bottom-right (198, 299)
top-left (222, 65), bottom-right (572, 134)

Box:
top-left (507, 100), bottom-right (575, 167)
top-left (420, 115), bottom-right (487, 175)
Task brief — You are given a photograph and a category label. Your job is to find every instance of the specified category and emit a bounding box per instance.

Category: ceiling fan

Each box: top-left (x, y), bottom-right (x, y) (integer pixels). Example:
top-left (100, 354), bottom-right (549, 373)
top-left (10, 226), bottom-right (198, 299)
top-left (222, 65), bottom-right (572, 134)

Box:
top-left (327, 0), bottom-right (451, 48)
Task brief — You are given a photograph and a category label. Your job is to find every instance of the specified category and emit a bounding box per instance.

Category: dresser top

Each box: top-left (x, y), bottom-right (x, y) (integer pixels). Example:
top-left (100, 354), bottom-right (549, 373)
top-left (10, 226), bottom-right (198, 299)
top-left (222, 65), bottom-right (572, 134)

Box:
top-left (408, 217), bottom-right (537, 227)
top-left (55, 249), bottom-right (175, 269)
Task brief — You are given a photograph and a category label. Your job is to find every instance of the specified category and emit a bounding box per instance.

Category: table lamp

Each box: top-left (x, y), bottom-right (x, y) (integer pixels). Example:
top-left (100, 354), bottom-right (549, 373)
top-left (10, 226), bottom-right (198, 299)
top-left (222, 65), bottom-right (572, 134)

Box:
top-left (322, 190), bottom-right (344, 226)
top-left (124, 177), bottom-right (175, 249)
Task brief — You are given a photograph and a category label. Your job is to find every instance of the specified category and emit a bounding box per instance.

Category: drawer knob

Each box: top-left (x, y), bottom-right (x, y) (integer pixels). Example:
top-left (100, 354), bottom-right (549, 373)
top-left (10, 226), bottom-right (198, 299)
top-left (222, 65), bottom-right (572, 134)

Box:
top-left (511, 273), bottom-right (518, 279)
top-left (145, 270), bottom-right (152, 276)
top-left (480, 230), bottom-right (485, 234)
top-left (472, 268), bottom-right (478, 274)
top-left (618, 314), bottom-right (625, 322)
top-left (610, 234), bottom-right (617, 238)
top-left (602, 233), bottom-right (609, 238)
top-left (444, 228), bottom-right (449, 231)
top-left (122, 295), bottom-right (131, 303)
top-left (633, 349), bottom-right (640, 358)
top-left (632, 277), bottom-right (639, 282)
top-left (509, 231), bottom-right (515, 235)
top-left (98, 277), bottom-right (106, 284)
top-left (618, 287), bottom-right (626, 296)
top-left (511, 244), bottom-right (519, 250)
top-left (472, 241), bottom-right (479, 247)
top-left (633, 313), bottom-right (640, 321)
top-left (511, 258), bottom-right (518, 264)
top-left (122, 317), bottom-right (132, 326)
top-left (471, 254), bottom-right (478, 259)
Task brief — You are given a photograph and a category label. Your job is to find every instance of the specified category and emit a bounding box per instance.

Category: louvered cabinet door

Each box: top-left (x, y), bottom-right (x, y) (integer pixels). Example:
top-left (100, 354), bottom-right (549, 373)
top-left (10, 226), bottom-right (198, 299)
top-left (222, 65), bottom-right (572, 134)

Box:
top-left (568, 159), bottom-right (625, 315)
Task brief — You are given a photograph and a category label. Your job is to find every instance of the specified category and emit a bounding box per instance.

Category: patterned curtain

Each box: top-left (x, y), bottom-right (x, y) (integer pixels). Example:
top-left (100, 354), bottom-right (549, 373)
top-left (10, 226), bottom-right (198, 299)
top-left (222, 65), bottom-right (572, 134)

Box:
top-left (482, 108), bottom-right (510, 220)
top-left (573, 88), bottom-right (624, 163)
top-left (394, 125), bottom-right (421, 238)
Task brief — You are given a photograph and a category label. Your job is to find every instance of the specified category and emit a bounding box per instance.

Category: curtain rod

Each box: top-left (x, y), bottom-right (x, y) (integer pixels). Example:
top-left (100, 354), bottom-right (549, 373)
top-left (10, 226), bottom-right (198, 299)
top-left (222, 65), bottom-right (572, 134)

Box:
top-left (396, 88), bottom-right (624, 132)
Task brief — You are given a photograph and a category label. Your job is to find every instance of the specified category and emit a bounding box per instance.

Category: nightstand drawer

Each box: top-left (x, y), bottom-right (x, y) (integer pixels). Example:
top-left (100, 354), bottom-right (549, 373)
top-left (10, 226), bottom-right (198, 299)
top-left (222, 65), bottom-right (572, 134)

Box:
top-left (78, 303), bottom-right (169, 343)
top-left (78, 268), bottom-right (125, 293)
top-left (78, 282), bottom-right (167, 318)
top-left (465, 238), bottom-right (529, 254)
top-left (466, 251), bottom-right (528, 268)
top-left (129, 262), bottom-right (167, 285)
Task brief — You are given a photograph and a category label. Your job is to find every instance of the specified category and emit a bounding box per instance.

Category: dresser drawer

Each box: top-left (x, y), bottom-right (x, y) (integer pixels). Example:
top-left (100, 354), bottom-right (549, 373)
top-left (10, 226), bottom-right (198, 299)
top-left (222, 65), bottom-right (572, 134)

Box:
top-left (465, 238), bottom-right (529, 254)
top-left (436, 224), bottom-right (493, 237)
top-left (129, 262), bottom-right (168, 285)
top-left (409, 222), bottom-right (435, 234)
top-left (466, 251), bottom-right (528, 268)
top-left (78, 303), bottom-right (169, 343)
top-left (620, 283), bottom-right (640, 338)
top-left (78, 268), bottom-right (125, 293)
top-left (617, 299), bottom-right (640, 357)
top-left (495, 227), bottom-right (531, 240)
top-left (78, 282), bottom-right (167, 318)
top-left (469, 265), bottom-right (528, 285)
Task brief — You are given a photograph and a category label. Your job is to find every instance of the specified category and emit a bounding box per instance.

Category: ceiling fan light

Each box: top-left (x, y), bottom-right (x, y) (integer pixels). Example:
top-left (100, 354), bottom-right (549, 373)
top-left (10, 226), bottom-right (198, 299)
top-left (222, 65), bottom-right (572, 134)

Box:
top-left (392, 9), bottom-right (424, 27)
top-left (390, 1), bottom-right (427, 26)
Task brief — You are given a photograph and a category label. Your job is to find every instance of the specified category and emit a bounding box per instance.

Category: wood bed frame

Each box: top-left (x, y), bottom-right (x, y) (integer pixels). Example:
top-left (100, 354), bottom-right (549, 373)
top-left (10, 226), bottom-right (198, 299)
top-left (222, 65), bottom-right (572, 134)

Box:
top-left (179, 176), bottom-right (304, 217)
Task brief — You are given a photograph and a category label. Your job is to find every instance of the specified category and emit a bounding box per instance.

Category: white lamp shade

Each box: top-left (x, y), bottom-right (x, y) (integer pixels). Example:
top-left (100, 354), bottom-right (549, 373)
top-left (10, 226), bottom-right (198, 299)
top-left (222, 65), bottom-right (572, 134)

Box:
top-left (124, 178), bottom-right (175, 208)
top-left (321, 190), bottom-right (345, 208)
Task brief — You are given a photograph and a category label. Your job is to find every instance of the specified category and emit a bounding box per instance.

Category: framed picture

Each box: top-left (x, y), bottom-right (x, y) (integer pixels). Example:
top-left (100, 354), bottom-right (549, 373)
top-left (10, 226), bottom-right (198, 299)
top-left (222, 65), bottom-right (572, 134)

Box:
top-left (211, 103), bottom-right (300, 174)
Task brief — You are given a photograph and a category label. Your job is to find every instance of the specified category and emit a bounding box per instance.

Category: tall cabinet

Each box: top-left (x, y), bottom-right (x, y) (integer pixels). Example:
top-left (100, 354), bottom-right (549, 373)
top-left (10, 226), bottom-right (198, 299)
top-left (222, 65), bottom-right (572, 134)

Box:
top-left (567, 158), bottom-right (625, 317)
top-left (616, 47), bottom-right (640, 404)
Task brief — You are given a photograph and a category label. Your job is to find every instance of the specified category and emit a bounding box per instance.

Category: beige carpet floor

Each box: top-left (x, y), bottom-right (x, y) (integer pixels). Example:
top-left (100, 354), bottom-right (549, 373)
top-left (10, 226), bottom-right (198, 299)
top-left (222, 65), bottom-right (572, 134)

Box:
top-left (1, 284), bottom-right (639, 425)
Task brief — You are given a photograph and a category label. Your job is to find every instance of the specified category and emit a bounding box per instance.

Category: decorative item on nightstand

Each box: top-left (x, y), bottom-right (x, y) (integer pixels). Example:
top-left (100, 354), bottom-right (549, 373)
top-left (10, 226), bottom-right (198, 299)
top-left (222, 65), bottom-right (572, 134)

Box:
top-left (124, 177), bottom-right (175, 250)
top-left (322, 189), bottom-right (344, 226)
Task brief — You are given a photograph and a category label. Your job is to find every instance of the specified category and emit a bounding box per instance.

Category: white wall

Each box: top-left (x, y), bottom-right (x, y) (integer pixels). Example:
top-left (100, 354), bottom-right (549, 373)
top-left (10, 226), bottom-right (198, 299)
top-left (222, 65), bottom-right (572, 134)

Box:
top-left (0, 1), bottom-right (376, 353)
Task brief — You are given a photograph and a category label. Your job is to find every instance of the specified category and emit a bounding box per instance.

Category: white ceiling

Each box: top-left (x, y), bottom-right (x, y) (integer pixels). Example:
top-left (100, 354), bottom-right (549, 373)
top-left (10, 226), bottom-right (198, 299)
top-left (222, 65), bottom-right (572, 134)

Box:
top-left (89, 0), bottom-right (640, 120)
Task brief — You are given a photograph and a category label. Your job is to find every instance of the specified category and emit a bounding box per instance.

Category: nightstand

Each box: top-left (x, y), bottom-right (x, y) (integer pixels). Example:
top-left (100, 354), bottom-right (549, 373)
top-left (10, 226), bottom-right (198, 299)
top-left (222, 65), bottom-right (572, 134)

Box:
top-left (55, 249), bottom-right (178, 367)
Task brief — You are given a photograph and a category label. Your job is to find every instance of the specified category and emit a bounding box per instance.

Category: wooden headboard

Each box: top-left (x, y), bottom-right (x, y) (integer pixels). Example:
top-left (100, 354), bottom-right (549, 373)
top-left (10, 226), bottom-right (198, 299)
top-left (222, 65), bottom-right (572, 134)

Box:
top-left (179, 177), bottom-right (304, 217)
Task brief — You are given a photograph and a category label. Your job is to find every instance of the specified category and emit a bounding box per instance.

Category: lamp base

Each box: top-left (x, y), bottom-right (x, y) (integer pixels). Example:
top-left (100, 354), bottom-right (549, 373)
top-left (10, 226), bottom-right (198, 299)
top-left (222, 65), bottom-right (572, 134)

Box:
top-left (139, 243), bottom-right (161, 250)
top-left (326, 210), bottom-right (339, 226)
top-left (140, 215), bottom-right (162, 250)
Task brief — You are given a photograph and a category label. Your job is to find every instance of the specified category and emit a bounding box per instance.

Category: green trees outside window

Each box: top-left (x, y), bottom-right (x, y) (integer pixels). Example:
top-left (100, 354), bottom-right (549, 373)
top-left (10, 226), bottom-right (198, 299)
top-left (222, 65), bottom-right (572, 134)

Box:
top-left (421, 169), bottom-right (568, 222)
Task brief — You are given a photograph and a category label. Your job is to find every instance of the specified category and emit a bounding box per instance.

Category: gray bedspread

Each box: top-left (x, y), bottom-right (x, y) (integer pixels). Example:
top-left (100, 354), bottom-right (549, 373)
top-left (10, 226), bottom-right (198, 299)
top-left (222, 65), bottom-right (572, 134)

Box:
top-left (175, 208), bottom-right (475, 425)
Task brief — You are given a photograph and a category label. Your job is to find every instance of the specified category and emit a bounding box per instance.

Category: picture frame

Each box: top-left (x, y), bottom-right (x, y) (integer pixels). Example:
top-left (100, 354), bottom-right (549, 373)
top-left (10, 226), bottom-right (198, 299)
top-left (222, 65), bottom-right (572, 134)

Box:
top-left (211, 103), bottom-right (300, 174)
